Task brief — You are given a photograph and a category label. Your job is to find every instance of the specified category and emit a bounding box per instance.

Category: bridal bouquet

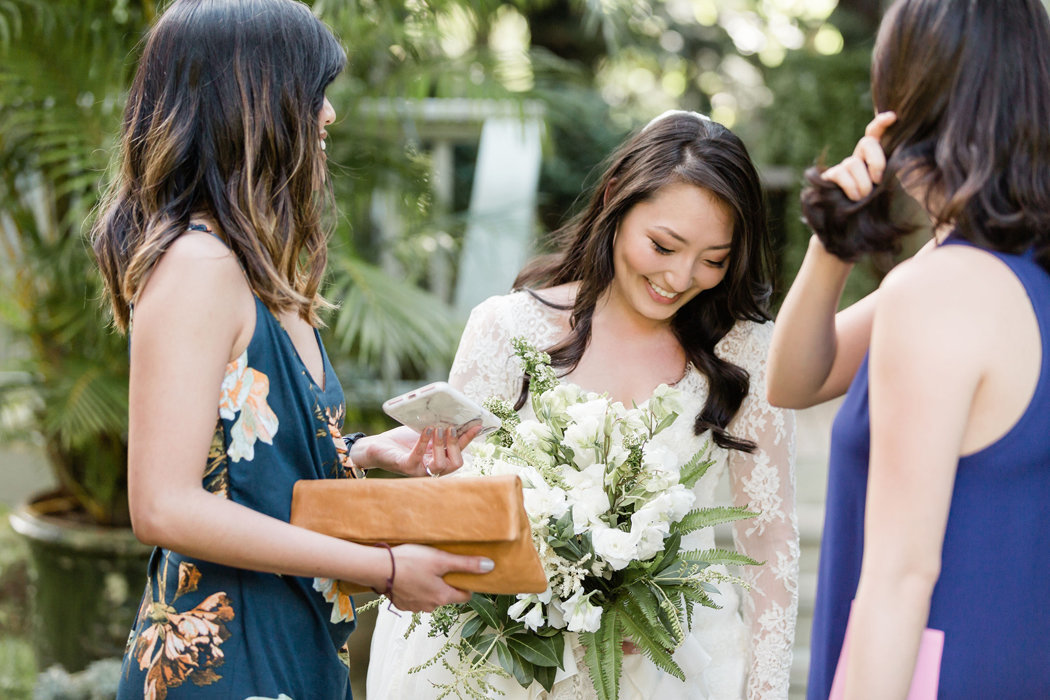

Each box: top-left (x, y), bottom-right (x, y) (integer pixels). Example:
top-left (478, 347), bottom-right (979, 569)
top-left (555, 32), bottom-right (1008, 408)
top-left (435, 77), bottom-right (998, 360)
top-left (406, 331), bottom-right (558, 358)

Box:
top-left (410, 338), bottom-right (758, 700)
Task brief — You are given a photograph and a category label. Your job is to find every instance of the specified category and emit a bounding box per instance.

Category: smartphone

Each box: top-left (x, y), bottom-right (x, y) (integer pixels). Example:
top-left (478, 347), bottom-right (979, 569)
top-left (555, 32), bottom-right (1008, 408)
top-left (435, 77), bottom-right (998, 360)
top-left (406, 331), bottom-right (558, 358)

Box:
top-left (382, 381), bottom-right (501, 436)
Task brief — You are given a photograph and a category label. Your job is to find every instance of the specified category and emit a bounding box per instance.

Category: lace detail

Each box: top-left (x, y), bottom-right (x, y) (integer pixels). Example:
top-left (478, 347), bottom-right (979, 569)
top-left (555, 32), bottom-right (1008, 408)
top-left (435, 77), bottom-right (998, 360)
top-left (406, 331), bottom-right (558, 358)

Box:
top-left (371, 291), bottom-right (799, 700)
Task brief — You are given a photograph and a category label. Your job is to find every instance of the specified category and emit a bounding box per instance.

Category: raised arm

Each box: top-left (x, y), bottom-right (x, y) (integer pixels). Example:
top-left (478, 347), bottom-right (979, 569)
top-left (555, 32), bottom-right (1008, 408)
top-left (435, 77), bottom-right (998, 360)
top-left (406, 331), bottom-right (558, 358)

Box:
top-left (767, 112), bottom-right (898, 409)
top-left (766, 237), bottom-right (877, 408)
top-left (725, 322), bottom-right (799, 699)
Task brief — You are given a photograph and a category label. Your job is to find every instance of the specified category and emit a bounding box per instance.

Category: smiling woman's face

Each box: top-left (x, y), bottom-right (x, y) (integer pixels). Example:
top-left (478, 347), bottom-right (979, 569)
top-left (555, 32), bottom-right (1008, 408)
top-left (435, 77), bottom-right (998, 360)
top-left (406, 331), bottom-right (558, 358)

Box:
top-left (607, 180), bottom-right (733, 324)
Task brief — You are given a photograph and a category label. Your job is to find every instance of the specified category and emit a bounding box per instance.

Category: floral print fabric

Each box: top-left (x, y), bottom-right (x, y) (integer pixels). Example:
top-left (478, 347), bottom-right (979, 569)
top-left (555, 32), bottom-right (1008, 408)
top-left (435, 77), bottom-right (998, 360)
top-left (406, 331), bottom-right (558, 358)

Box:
top-left (117, 296), bottom-right (357, 700)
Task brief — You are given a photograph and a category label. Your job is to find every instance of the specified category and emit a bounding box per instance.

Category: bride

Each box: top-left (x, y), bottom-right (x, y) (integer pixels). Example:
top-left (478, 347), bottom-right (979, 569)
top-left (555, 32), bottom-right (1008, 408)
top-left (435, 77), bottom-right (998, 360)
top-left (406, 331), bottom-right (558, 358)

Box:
top-left (367, 111), bottom-right (798, 699)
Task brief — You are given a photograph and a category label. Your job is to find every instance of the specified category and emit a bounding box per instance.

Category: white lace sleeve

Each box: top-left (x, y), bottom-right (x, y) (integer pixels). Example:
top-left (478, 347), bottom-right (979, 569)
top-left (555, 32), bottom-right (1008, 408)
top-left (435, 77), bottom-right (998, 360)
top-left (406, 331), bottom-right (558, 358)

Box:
top-left (447, 294), bottom-right (526, 403)
top-left (723, 321), bottom-right (799, 700)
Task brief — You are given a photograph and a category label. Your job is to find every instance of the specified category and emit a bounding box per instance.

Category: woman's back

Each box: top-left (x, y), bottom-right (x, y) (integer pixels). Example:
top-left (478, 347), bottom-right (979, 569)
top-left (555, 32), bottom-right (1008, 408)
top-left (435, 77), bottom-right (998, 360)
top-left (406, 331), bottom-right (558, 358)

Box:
top-left (808, 238), bottom-right (1050, 698)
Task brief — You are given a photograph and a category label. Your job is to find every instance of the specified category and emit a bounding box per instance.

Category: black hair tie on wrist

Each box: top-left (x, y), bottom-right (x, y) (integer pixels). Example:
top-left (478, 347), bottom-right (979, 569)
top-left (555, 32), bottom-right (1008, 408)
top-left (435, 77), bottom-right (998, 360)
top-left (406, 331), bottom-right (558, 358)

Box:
top-left (342, 432), bottom-right (368, 479)
top-left (343, 432), bottom-right (367, 451)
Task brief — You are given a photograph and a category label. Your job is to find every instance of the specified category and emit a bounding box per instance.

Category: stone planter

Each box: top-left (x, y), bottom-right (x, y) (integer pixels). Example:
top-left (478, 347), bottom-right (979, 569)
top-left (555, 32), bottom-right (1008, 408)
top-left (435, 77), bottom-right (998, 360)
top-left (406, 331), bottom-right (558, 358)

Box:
top-left (8, 491), bottom-right (151, 673)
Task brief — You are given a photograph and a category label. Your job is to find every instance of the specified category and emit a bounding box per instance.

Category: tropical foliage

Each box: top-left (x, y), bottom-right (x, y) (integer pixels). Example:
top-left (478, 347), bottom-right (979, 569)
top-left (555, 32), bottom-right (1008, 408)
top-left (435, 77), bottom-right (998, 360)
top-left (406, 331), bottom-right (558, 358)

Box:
top-left (1, 0), bottom-right (883, 526)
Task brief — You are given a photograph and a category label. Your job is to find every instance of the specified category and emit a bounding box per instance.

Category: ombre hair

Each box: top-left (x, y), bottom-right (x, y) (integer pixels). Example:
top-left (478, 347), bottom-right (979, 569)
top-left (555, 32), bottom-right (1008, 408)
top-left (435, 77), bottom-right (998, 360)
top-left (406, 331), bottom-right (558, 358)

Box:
top-left (801, 0), bottom-right (1050, 272)
top-left (515, 112), bottom-right (774, 451)
top-left (92, 0), bottom-right (347, 331)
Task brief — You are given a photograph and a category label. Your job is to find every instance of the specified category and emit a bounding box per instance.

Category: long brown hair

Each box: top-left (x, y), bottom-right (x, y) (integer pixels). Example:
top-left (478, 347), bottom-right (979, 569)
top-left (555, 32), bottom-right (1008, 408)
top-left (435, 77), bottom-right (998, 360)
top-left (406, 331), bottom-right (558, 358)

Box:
top-left (802, 0), bottom-right (1050, 272)
top-left (91, 0), bottom-right (347, 331)
top-left (515, 112), bottom-right (774, 451)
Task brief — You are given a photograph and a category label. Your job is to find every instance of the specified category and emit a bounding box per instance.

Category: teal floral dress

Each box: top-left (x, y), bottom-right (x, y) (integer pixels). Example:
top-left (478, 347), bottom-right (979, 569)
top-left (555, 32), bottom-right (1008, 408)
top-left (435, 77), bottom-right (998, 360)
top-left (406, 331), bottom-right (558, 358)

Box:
top-left (117, 292), bottom-right (360, 700)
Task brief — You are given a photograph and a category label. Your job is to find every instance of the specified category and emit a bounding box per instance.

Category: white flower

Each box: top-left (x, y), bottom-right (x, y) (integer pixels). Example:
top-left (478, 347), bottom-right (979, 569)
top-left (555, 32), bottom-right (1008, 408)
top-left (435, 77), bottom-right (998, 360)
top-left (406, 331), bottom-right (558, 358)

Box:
top-left (649, 383), bottom-right (686, 425)
top-left (634, 485), bottom-right (696, 528)
top-left (641, 443), bottom-right (681, 492)
top-left (621, 407), bottom-right (648, 437)
top-left (508, 596), bottom-right (547, 632)
top-left (522, 480), bottom-right (569, 521)
top-left (561, 463), bottom-right (610, 532)
top-left (537, 383), bottom-right (582, 419)
top-left (592, 527), bottom-right (640, 570)
top-left (633, 526), bottom-right (666, 562)
top-left (559, 589), bottom-right (603, 633)
top-left (515, 419), bottom-right (554, 448)
top-left (563, 398), bottom-right (610, 468)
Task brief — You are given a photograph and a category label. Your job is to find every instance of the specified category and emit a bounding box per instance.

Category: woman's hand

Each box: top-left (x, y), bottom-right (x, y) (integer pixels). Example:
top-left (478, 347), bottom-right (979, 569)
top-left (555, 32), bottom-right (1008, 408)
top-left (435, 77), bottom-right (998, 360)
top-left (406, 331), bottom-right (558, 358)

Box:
top-left (821, 111), bottom-right (896, 201)
top-left (385, 544), bottom-right (493, 612)
top-left (350, 424), bottom-right (483, 477)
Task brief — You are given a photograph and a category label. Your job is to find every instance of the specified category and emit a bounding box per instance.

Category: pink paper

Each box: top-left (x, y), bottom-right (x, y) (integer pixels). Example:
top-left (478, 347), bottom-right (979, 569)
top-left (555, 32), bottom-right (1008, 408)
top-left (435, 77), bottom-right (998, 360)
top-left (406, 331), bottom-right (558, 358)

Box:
top-left (828, 605), bottom-right (944, 699)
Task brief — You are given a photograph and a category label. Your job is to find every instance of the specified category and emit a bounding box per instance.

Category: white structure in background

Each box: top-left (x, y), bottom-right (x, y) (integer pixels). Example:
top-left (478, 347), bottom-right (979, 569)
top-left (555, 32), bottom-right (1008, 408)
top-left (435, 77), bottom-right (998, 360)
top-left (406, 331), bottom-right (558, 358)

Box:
top-left (453, 113), bottom-right (543, 313)
top-left (360, 98), bottom-right (544, 313)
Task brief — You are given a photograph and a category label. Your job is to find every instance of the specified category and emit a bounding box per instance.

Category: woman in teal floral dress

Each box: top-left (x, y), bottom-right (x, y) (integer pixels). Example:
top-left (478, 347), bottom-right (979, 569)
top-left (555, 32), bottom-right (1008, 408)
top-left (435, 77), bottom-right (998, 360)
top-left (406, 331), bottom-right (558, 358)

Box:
top-left (90, 1), bottom-right (491, 697)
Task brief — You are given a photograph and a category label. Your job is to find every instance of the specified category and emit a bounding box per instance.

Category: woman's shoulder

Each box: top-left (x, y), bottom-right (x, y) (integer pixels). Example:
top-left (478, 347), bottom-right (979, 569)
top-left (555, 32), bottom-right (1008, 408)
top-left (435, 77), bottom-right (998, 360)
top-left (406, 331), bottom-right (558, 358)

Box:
top-left (468, 285), bottom-right (573, 324)
top-left (143, 232), bottom-right (248, 303)
top-left (716, 318), bottom-right (774, 362)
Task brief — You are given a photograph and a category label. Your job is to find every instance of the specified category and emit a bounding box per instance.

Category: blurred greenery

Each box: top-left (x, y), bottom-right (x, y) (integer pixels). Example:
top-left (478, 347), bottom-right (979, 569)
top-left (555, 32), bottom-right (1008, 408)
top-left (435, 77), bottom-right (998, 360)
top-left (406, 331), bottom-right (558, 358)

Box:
top-left (0, 0), bottom-right (880, 520)
top-left (0, 0), bottom-right (891, 690)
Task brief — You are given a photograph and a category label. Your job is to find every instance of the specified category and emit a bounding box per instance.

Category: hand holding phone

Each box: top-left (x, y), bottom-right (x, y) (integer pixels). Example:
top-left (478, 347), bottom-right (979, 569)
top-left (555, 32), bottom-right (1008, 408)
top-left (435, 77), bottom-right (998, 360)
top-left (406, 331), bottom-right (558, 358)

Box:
top-left (382, 382), bottom-right (501, 437)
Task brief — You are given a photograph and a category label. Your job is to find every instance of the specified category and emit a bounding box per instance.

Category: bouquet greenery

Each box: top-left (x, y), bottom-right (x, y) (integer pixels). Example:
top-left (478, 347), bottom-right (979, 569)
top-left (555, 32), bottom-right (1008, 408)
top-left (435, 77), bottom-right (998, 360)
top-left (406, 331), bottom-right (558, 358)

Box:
top-left (406, 338), bottom-right (759, 700)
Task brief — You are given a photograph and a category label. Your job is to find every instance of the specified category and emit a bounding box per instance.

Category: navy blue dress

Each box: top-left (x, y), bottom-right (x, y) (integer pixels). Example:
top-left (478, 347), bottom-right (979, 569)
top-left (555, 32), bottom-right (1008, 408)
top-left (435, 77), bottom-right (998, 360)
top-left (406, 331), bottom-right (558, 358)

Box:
top-left (117, 293), bottom-right (359, 699)
top-left (808, 238), bottom-right (1050, 699)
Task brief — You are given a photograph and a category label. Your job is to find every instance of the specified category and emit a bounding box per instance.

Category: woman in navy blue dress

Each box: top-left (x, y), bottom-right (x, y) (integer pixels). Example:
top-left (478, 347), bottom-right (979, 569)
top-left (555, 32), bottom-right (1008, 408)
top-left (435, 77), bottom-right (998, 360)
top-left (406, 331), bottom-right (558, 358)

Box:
top-left (91, 1), bottom-right (491, 697)
top-left (767, 0), bottom-right (1050, 697)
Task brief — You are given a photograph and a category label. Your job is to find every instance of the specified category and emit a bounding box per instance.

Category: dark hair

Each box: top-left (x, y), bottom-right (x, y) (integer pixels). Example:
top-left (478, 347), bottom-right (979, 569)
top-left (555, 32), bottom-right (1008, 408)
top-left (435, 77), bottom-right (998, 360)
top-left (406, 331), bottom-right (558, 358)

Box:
top-left (515, 112), bottom-right (774, 451)
top-left (802, 0), bottom-right (1050, 272)
top-left (91, 0), bottom-right (347, 331)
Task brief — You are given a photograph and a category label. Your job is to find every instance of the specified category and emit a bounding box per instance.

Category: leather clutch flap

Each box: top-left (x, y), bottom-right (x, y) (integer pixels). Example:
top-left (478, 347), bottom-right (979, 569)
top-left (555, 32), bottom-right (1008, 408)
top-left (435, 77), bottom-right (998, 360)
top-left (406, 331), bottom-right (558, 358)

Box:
top-left (290, 474), bottom-right (548, 596)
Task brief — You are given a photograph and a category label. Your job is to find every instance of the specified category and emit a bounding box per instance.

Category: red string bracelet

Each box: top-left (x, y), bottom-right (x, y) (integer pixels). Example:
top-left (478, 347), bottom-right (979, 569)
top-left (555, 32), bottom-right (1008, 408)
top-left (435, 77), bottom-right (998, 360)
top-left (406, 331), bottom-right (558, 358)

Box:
top-left (371, 542), bottom-right (399, 615)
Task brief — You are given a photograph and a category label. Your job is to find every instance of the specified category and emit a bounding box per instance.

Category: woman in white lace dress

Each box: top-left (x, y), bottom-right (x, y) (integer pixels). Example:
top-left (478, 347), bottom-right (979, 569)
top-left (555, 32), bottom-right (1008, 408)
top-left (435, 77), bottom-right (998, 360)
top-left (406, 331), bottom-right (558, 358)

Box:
top-left (368, 111), bottom-right (798, 699)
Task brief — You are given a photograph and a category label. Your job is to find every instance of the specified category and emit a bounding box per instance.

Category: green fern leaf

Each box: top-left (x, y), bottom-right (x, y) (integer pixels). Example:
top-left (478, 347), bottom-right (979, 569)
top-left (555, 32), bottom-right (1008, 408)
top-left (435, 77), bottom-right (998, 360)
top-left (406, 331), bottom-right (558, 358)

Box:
top-left (678, 448), bottom-right (715, 489)
top-left (580, 609), bottom-right (623, 700)
top-left (617, 600), bottom-right (684, 680)
top-left (684, 547), bottom-right (762, 567)
top-left (672, 505), bottom-right (758, 535)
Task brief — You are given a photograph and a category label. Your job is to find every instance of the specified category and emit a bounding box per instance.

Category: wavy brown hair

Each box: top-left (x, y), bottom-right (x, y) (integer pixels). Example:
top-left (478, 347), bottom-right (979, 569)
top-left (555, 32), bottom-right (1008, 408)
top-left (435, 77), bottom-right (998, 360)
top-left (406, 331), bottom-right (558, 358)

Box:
top-left (802, 0), bottom-right (1050, 272)
top-left (515, 113), bottom-right (774, 451)
top-left (91, 0), bottom-right (347, 331)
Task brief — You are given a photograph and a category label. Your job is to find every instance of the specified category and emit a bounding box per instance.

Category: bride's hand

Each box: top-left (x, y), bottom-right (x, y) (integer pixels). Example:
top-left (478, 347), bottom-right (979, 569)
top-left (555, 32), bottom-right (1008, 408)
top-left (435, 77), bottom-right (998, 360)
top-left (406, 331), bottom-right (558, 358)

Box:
top-left (350, 424), bottom-right (482, 477)
top-left (821, 111), bottom-right (896, 201)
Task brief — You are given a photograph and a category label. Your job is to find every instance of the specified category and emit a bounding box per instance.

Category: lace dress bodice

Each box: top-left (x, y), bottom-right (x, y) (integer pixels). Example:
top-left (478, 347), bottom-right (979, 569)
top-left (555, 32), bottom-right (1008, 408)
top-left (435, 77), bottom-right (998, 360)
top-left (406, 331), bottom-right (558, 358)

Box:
top-left (368, 291), bottom-right (798, 700)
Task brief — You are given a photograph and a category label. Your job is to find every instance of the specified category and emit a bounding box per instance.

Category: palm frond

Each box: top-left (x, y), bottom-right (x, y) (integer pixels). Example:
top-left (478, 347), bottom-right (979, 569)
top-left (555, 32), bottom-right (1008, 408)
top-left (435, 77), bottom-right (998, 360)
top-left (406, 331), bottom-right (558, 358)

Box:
top-left (326, 254), bottom-right (464, 369)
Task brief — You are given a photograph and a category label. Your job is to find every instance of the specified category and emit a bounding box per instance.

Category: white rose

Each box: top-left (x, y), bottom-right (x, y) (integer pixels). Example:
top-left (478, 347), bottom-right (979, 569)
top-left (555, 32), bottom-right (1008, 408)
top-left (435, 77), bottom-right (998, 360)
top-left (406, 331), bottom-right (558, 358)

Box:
top-left (560, 589), bottom-right (603, 633)
top-left (592, 527), bottom-right (640, 570)
top-left (633, 525), bottom-right (666, 562)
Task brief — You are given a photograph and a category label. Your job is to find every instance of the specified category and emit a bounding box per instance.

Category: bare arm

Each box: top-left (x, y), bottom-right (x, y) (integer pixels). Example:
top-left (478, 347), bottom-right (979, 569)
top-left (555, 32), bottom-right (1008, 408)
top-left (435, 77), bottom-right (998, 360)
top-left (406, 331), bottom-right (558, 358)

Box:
top-left (767, 112), bottom-right (897, 409)
top-left (127, 235), bottom-right (487, 612)
top-left (842, 257), bottom-right (976, 698)
top-left (767, 237), bottom-right (877, 408)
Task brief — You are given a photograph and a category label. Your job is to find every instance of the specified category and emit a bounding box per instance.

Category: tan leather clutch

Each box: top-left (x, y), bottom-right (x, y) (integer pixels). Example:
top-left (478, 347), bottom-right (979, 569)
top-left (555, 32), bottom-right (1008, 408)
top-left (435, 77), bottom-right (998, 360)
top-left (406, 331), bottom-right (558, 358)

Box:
top-left (290, 474), bottom-right (548, 596)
